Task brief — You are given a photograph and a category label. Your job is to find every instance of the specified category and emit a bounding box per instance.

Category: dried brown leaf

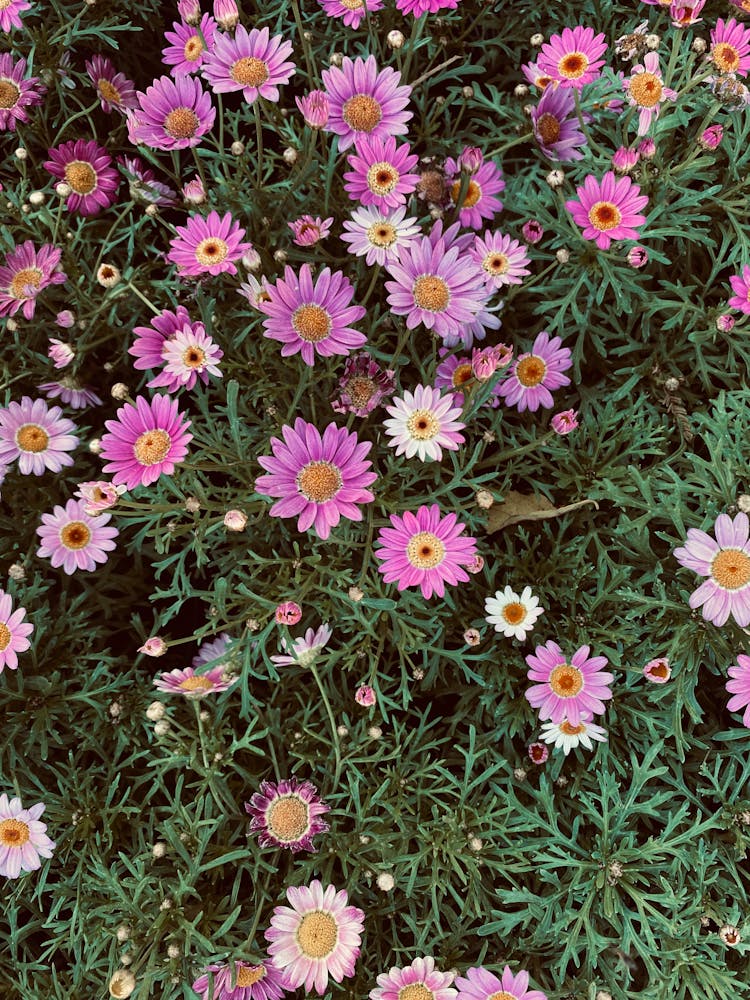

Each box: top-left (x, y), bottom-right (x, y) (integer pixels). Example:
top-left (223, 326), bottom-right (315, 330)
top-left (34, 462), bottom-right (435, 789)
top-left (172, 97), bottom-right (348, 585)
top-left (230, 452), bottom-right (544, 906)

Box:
top-left (486, 490), bottom-right (599, 533)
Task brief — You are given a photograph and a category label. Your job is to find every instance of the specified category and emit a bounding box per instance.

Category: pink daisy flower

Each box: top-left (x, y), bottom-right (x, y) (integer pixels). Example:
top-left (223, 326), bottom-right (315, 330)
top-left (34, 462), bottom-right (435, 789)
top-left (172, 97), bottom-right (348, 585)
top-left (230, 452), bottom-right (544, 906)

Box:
top-left (193, 633), bottom-right (233, 669)
top-left (38, 379), bottom-right (102, 409)
top-left (498, 331), bottom-right (572, 412)
top-left (344, 135), bottom-right (419, 213)
top-left (131, 74), bottom-right (215, 150)
top-left (245, 777), bottom-right (330, 852)
top-left (202, 25), bottom-right (295, 104)
top-left (674, 512), bottom-right (750, 627)
top-left (192, 959), bottom-right (288, 1000)
top-left (74, 480), bottom-right (125, 516)
top-left (471, 231), bottom-right (530, 289)
top-left (0, 54), bottom-right (45, 132)
top-left (168, 210), bottom-right (252, 277)
top-left (162, 15), bottom-right (217, 76)
top-left (711, 18), bottom-right (750, 76)
top-left (0, 396), bottom-right (78, 475)
top-left (318, 0), bottom-right (384, 27)
top-left (44, 139), bottom-right (119, 217)
top-left (0, 0), bottom-right (31, 32)
top-left (385, 235), bottom-right (487, 340)
top-left (260, 264), bottom-right (367, 366)
top-left (0, 589), bottom-right (33, 673)
top-left (288, 215), bottom-right (333, 246)
top-left (565, 171), bottom-right (649, 250)
top-left (149, 325), bottom-right (223, 391)
top-left (728, 264), bottom-right (750, 313)
top-left (331, 351), bottom-right (396, 416)
top-left (396, 0), bottom-right (458, 14)
top-left (525, 641), bottom-right (614, 725)
top-left (383, 385), bottom-right (465, 462)
top-left (153, 665), bottom-right (237, 698)
top-left (531, 84), bottom-right (587, 161)
top-left (445, 154), bottom-right (505, 229)
top-left (726, 653), bottom-right (750, 727)
top-left (537, 25), bottom-right (608, 89)
top-left (265, 880), bottom-right (365, 995)
top-left (0, 240), bottom-right (66, 320)
top-left (371, 958), bottom-right (457, 1000)
top-left (623, 52), bottom-right (677, 135)
top-left (255, 418), bottom-right (376, 540)
top-left (456, 966), bottom-right (547, 1000)
top-left (100, 394), bottom-right (193, 490)
top-left (130, 305), bottom-right (197, 372)
top-left (0, 795), bottom-right (55, 880)
top-left (271, 624), bottom-right (332, 668)
top-left (322, 54), bottom-right (412, 152)
top-left (375, 503), bottom-right (478, 600)
top-left (36, 498), bottom-right (119, 575)
top-left (521, 61), bottom-right (558, 92)
top-left (341, 205), bottom-right (420, 267)
top-left (85, 55), bottom-right (138, 113)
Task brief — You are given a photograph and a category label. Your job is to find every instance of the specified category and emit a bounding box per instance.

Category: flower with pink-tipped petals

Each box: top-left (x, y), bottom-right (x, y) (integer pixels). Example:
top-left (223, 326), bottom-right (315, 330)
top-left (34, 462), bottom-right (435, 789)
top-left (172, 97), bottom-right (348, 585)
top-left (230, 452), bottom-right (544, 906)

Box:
top-left (245, 777), bottom-right (330, 852)
top-left (499, 331), bottom-right (572, 413)
top-left (674, 512), bottom-right (750, 626)
top-left (36, 499), bottom-right (118, 575)
top-left (75, 480), bottom-right (125, 515)
top-left (154, 665), bottom-right (237, 698)
top-left (150, 325), bottom-right (223, 391)
top-left (131, 74), bottom-right (215, 150)
top-left (726, 653), bottom-right (750, 727)
top-left (566, 171), bottom-right (649, 250)
top-left (289, 215), bottom-right (333, 246)
top-left (162, 15), bottom-right (217, 76)
top-left (525, 641), bottom-right (614, 725)
top-left (271, 624), bottom-right (332, 667)
top-left (0, 396), bottom-right (77, 475)
top-left (623, 52), bottom-right (677, 134)
top-left (0, 590), bottom-right (33, 673)
top-left (670, 1), bottom-right (705, 27)
top-left (192, 959), bottom-right (288, 1000)
top-left (537, 25), bottom-right (608, 89)
top-left (168, 210), bottom-right (251, 277)
top-left (202, 24), bottom-right (295, 103)
top-left (100, 394), bottom-right (192, 490)
top-left (371, 958), bottom-right (457, 1000)
top-left (322, 54), bottom-right (412, 152)
top-left (296, 90), bottom-right (330, 129)
top-left (383, 385), bottom-right (465, 462)
top-left (0, 794), bottom-right (55, 879)
top-left (341, 205), bottom-right (420, 267)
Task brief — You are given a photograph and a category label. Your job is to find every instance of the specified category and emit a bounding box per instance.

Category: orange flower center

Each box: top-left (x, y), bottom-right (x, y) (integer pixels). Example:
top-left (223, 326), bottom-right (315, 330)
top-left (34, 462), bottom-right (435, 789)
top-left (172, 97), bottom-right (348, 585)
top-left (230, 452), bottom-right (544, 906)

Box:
top-left (194, 238), bottom-right (229, 267)
top-left (296, 911), bottom-right (338, 959)
top-left (713, 42), bottom-right (740, 72)
top-left (535, 111), bottom-right (561, 144)
top-left (346, 375), bottom-right (377, 408)
top-left (60, 522), bottom-right (92, 550)
top-left (236, 965), bottom-right (267, 988)
top-left (266, 794), bottom-right (310, 842)
top-left (549, 664), bottom-right (584, 698)
top-left (711, 548), bottom-right (750, 590)
top-left (367, 162), bottom-right (399, 195)
top-left (406, 409), bottom-right (440, 440)
top-left (516, 356), bottom-right (547, 387)
top-left (342, 94), bottom-right (383, 132)
top-left (588, 200), bottom-right (622, 232)
top-left (502, 602), bottom-right (525, 625)
top-left (412, 275), bottom-right (450, 312)
top-left (629, 71), bottom-right (663, 108)
top-left (340, 0), bottom-right (363, 8)
top-left (558, 51), bottom-right (589, 79)
top-left (179, 675), bottom-right (215, 692)
top-left (184, 35), bottom-right (204, 62)
top-left (97, 77), bottom-right (122, 104)
top-left (406, 531), bottom-right (446, 569)
top-left (164, 106), bottom-right (199, 139)
top-left (9, 267), bottom-right (43, 300)
top-left (0, 79), bottom-right (21, 109)
top-left (64, 160), bottom-right (98, 194)
top-left (452, 363), bottom-right (473, 387)
top-left (292, 304), bottom-right (332, 342)
top-left (182, 346), bottom-right (206, 368)
top-left (231, 57), bottom-right (269, 87)
top-left (483, 252), bottom-right (509, 275)
top-left (134, 429), bottom-right (171, 466)
top-left (367, 222), bottom-right (396, 247)
top-left (16, 423), bottom-right (50, 453)
top-left (400, 987), bottom-right (435, 1000)
top-left (296, 461), bottom-right (342, 503)
top-left (0, 818), bottom-right (29, 847)
top-left (0, 622), bottom-right (11, 651)
top-left (450, 179), bottom-right (482, 208)
top-left (559, 720), bottom-right (586, 736)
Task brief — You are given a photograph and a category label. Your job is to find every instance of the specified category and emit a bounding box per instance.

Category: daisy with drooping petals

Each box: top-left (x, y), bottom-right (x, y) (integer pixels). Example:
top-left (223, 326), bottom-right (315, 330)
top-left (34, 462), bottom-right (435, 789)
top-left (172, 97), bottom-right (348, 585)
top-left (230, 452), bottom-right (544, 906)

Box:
top-left (0, 590), bottom-right (33, 673)
top-left (149, 325), bottom-right (223, 391)
top-left (44, 140), bottom-right (119, 216)
top-left (341, 205), bottom-right (420, 267)
top-left (344, 135), bottom-right (420, 213)
top-left (36, 499), bottom-right (119, 575)
top-left (623, 52), bottom-right (677, 134)
top-left (539, 716), bottom-right (608, 756)
top-left (566, 171), bottom-right (649, 250)
top-left (525, 641), bottom-right (614, 725)
top-left (0, 240), bottom-right (66, 320)
top-left (674, 511), bottom-right (750, 626)
top-left (531, 84), bottom-right (587, 161)
top-left (85, 55), bottom-right (138, 113)
top-left (371, 957), bottom-right (457, 1000)
top-left (265, 880), bottom-right (365, 995)
top-left (260, 264), bottom-right (367, 366)
top-left (131, 74), bottom-right (215, 150)
top-left (0, 54), bottom-right (45, 132)
top-left (498, 331), bottom-right (572, 413)
top-left (711, 18), bottom-right (750, 75)
top-left (0, 794), bottom-right (55, 880)
top-left (375, 504), bottom-right (478, 600)
top-left (162, 15), bottom-right (217, 76)
top-left (245, 777), bottom-right (330, 853)
top-left (193, 633), bottom-right (233, 670)
top-left (192, 958), bottom-right (289, 1000)
top-left (383, 385), bottom-right (465, 462)
top-left (728, 264), bottom-right (750, 314)
top-left (318, 0), bottom-right (384, 28)
top-left (168, 211), bottom-right (252, 277)
top-left (0, 397), bottom-right (78, 475)
top-left (38, 379), bottom-right (102, 409)
top-left (726, 653), bottom-right (750, 727)
top-left (270, 624), bottom-right (332, 668)
top-left (456, 965), bottom-right (547, 1000)
top-left (255, 419), bottom-right (376, 540)
top-left (485, 586), bottom-right (544, 640)
top-left (322, 54), bottom-right (412, 151)
top-left (153, 665), bottom-right (237, 698)
top-left (537, 25), bottom-right (608, 89)
top-left (331, 352), bottom-right (396, 416)
top-left (471, 231), bottom-right (531, 289)
top-left (202, 24), bottom-right (295, 103)
top-left (445, 154), bottom-right (505, 229)
top-left (100, 394), bottom-right (193, 490)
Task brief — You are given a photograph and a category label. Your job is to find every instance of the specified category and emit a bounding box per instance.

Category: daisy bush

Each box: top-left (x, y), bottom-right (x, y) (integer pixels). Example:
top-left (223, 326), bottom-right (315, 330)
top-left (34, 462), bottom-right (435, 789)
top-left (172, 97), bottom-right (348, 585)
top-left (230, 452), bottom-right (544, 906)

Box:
top-left (2, 1), bottom-right (750, 999)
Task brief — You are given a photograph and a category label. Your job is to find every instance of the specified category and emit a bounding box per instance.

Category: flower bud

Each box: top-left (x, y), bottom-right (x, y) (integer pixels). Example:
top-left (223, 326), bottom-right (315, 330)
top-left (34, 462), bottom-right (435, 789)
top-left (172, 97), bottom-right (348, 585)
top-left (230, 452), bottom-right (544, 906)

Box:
top-left (230, 140), bottom-right (245, 155)
top-left (387, 29), bottom-right (405, 48)
top-left (146, 701), bottom-right (166, 721)
top-left (55, 182), bottom-right (72, 197)
top-left (223, 509), bottom-right (247, 531)
top-left (626, 246), bottom-right (649, 269)
top-left (97, 263), bottom-right (121, 288)
top-left (522, 219), bottom-right (544, 244)
top-left (138, 636), bottom-right (167, 657)
top-left (699, 124), bottom-right (723, 150)
top-left (716, 313), bottom-right (735, 332)
top-left (109, 970), bottom-right (136, 999)
top-left (355, 684), bottom-right (376, 707)
top-left (213, 0), bottom-right (239, 29)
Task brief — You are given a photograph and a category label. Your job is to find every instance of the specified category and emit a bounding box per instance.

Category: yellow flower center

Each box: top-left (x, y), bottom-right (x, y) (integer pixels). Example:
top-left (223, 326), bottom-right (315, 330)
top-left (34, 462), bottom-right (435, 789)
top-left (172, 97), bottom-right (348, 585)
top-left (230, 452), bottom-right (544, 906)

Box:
top-left (549, 663), bottom-right (584, 698)
top-left (516, 356), bottom-right (547, 388)
top-left (412, 275), bottom-right (450, 312)
top-left (713, 42), bottom-right (740, 73)
top-left (296, 911), bottom-right (338, 959)
top-left (16, 423), bottom-right (50, 453)
top-left (342, 94), bottom-right (383, 132)
top-left (558, 51), bottom-right (589, 79)
top-left (487, 993), bottom-right (517, 1000)
top-left (182, 345), bottom-right (206, 368)
top-left (367, 161), bottom-right (399, 195)
top-left (346, 375), bottom-right (377, 408)
top-left (184, 34), bottom-right (204, 62)
top-left (535, 111), bottom-right (561, 145)
top-left (194, 238), bottom-right (229, 267)
top-left (483, 252), bottom-right (509, 276)
top-left (296, 461), bottom-right (342, 502)
top-left (559, 720), bottom-right (586, 736)
top-left (266, 794), bottom-right (310, 842)
top-left (452, 363), bottom-right (473, 387)
top-left (9, 267), bottom-right (43, 300)
top-left (588, 200), bottom-right (622, 232)
top-left (164, 106), bottom-right (199, 139)
top-left (292, 304), bottom-right (332, 342)
top-left (60, 522), bottom-right (92, 550)
top-left (97, 77), bottom-right (122, 104)
top-left (406, 531), bottom-right (446, 569)
top-left (340, 0), bottom-right (363, 8)
top-left (629, 71), bottom-right (663, 108)
top-left (179, 676), bottom-right (215, 692)
top-left (367, 222), bottom-right (396, 247)
top-left (711, 548), bottom-right (750, 590)
top-left (0, 818), bottom-right (29, 847)
top-left (0, 78), bottom-right (20, 109)
top-left (133, 429), bottom-right (171, 466)
top-left (400, 986), bottom-right (435, 1000)
top-left (0, 622), bottom-right (11, 651)
top-left (502, 602), bottom-right (525, 625)
top-left (236, 966), bottom-right (267, 988)
top-left (64, 160), bottom-right (98, 194)
top-left (450, 179), bottom-right (482, 208)
top-left (231, 57), bottom-right (269, 87)
top-left (406, 409), bottom-right (440, 440)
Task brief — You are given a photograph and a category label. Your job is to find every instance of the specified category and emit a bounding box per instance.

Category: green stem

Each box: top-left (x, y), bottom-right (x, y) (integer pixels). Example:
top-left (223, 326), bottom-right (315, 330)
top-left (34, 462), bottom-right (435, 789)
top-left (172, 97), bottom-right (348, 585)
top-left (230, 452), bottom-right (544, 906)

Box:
top-left (291, 0), bottom-right (316, 82)
top-left (359, 265), bottom-right (381, 308)
top-left (191, 146), bottom-right (209, 195)
top-left (254, 102), bottom-right (264, 188)
top-left (125, 281), bottom-right (162, 315)
top-left (401, 14), bottom-right (425, 81)
top-left (308, 660), bottom-right (342, 792)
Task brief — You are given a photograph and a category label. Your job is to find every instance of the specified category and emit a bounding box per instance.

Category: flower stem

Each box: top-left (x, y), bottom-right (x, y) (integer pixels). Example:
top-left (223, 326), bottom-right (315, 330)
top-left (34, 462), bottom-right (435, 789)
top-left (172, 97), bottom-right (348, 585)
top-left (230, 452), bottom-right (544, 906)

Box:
top-left (254, 102), bottom-right (264, 188)
top-left (308, 660), bottom-right (342, 792)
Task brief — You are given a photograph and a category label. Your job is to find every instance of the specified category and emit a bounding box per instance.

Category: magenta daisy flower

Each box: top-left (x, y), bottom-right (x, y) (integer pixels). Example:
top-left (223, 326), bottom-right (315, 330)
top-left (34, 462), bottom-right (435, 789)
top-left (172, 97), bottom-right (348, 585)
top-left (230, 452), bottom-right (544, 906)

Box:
top-left (192, 959), bottom-right (288, 1000)
top-left (322, 54), bottom-right (413, 152)
top-left (153, 665), bottom-right (237, 698)
top-left (674, 512), bottom-right (750, 626)
top-left (265, 880), bottom-right (365, 995)
top-left (36, 498), bottom-right (118, 575)
top-left (537, 25), bottom-right (608, 89)
top-left (0, 0), bottom-right (30, 32)
top-left (288, 215), bottom-right (333, 246)
top-left (445, 157), bottom-right (505, 230)
top-left (525, 641), bottom-right (614, 725)
top-left (202, 24), bottom-right (295, 104)
top-left (371, 958), bottom-right (457, 1000)
top-left (331, 351), bottom-right (396, 416)
top-left (0, 396), bottom-right (78, 475)
top-left (255, 418), bottom-right (376, 540)
top-left (498, 331), bottom-right (572, 413)
top-left (375, 504), bottom-right (478, 600)
top-left (149, 325), bottom-right (223, 391)
top-left (260, 264), bottom-right (367, 366)
top-left (0, 240), bottom-right (66, 320)
top-left (131, 74), bottom-right (215, 150)
top-left (471, 231), bottom-right (531, 289)
top-left (385, 235), bottom-right (487, 340)
top-left (456, 966), bottom-right (547, 1000)
top-left (38, 378), bottom-right (102, 409)
top-left (100, 394), bottom-right (193, 490)
top-left (0, 54), bottom-right (45, 132)
top-left (531, 84), bottom-right (587, 161)
top-left (565, 171), bottom-right (649, 250)
top-left (271, 624), bottom-right (332, 668)
top-left (726, 653), bottom-right (750, 727)
top-left (711, 18), bottom-right (750, 75)
top-left (44, 140), bottom-right (119, 217)
top-left (383, 385), bottom-right (465, 462)
top-left (0, 590), bottom-right (33, 673)
top-left (130, 305), bottom-right (197, 372)
top-left (162, 14), bottom-right (217, 76)
top-left (85, 55), bottom-right (138, 113)
top-left (0, 795), bottom-right (55, 880)
top-left (729, 264), bottom-right (750, 313)
top-left (168, 210), bottom-right (252, 277)
top-left (623, 52), bottom-right (677, 134)
top-left (318, 0), bottom-right (384, 27)
top-left (344, 135), bottom-right (419, 213)
top-left (341, 205), bottom-right (420, 267)
top-left (245, 777), bottom-right (330, 853)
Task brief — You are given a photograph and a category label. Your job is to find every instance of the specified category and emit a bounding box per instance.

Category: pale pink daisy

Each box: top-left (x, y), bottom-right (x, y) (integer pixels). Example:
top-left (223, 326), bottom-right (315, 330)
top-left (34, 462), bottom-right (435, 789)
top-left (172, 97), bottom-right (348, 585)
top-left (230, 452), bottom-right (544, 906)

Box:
top-left (0, 54), bottom-right (46, 132)
top-left (0, 589), bottom-right (33, 673)
top-left (202, 25), bottom-right (295, 104)
top-left (44, 139), bottom-right (119, 216)
top-left (74, 480), bottom-right (125, 516)
top-left (340, 205), bottom-right (420, 267)
top-left (100, 394), bottom-right (193, 490)
top-left (471, 231), bottom-right (530, 289)
top-left (375, 504), bottom-right (478, 600)
top-left (343, 135), bottom-right (419, 213)
top-left (265, 880), bottom-right (365, 994)
top-left (318, 0), bottom-right (384, 27)
top-left (445, 155), bottom-right (505, 229)
top-left (728, 264), bottom-right (750, 314)
top-left (674, 512), bottom-right (750, 626)
top-left (623, 52), bottom-right (677, 134)
top-left (371, 958), bottom-right (457, 1000)
top-left (271, 624), bottom-right (332, 667)
top-left (643, 657), bottom-right (671, 683)
top-left (396, 0), bottom-right (458, 14)
top-left (499, 331), bottom-right (572, 413)
top-left (322, 54), bottom-right (412, 151)
top-left (130, 305), bottom-right (196, 372)
top-left (47, 339), bottom-right (74, 369)
top-left (192, 959), bottom-right (288, 1000)
top-left (0, 794), bottom-right (55, 880)
top-left (162, 15), bottom-right (217, 76)
top-left (245, 777), bottom-right (330, 852)
top-left (149, 325), bottom-right (223, 391)
top-left (456, 966), bottom-right (547, 1000)
top-left (168, 211), bottom-right (252, 277)
top-left (525, 641), bottom-right (614, 725)
top-left (38, 379), bottom-right (102, 410)
top-left (539, 716), bottom-right (608, 756)
top-left (711, 17), bottom-right (750, 75)
top-left (131, 74), bottom-right (215, 150)
top-left (154, 665), bottom-right (237, 698)
top-left (537, 25), bottom-right (608, 89)
top-left (0, 396), bottom-right (78, 476)
top-left (36, 498), bottom-right (118, 574)
top-left (383, 385), bottom-right (465, 462)
top-left (85, 55), bottom-right (138, 113)
top-left (566, 172), bottom-right (649, 250)
top-left (288, 215), bottom-right (333, 246)
top-left (726, 653), bottom-right (750, 727)
top-left (0, 240), bottom-right (66, 320)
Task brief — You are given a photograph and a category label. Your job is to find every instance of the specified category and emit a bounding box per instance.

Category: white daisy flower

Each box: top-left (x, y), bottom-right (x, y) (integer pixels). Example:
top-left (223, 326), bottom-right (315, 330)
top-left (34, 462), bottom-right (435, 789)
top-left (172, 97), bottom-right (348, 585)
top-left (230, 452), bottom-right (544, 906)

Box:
top-left (340, 204), bottom-right (421, 267)
top-left (383, 384), bottom-right (465, 462)
top-left (539, 715), bottom-right (608, 755)
top-left (484, 585), bottom-right (543, 639)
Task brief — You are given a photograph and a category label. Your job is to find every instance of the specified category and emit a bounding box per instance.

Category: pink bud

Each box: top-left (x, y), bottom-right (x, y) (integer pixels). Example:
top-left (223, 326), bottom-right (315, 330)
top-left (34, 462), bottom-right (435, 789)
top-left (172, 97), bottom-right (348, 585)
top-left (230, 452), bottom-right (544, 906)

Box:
top-left (637, 138), bottom-right (656, 159)
top-left (466, 554), bottom-right (484, 574)
top-left (716, 313), bottom-right (735, 333)
top-left (528, 742), bottom-right (549, 764)
top-left (643, 657), bottom-right (671, 683)
top-left (551, 409), bottom-right (579, 435)
top-left (56, 310), bottom-right (75, 328)
top-left (182, 176), bottom-right (206, 205)
top-left (355, 684), bottom-right (376, 707)
top-left (612, 146), bottom-right (639, 174)
top-left (463, 628), bottom-right (481, 647)
top-left (213, 0), bottom-right (238, 29)
top-left (275, 602), bottom-right (302, 625)
top-left (458, 146), bottom-right (483, 175)
top-left (295, 91), bottom-right (330, 130)
top-left (627, 246), bottom-right (649, 269)
top-left (178, 0), bottom-right (201, 25)
top-left (139, 636), bottom-right (168, 657)
top-left (223, 509), bottom-right (247, 531)
top-left (699, 124), bottom-right (723, 150)
top-left (75, 480), bottom-right (124, 515)
top-left (522, 219), bottom-right (544, 245)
